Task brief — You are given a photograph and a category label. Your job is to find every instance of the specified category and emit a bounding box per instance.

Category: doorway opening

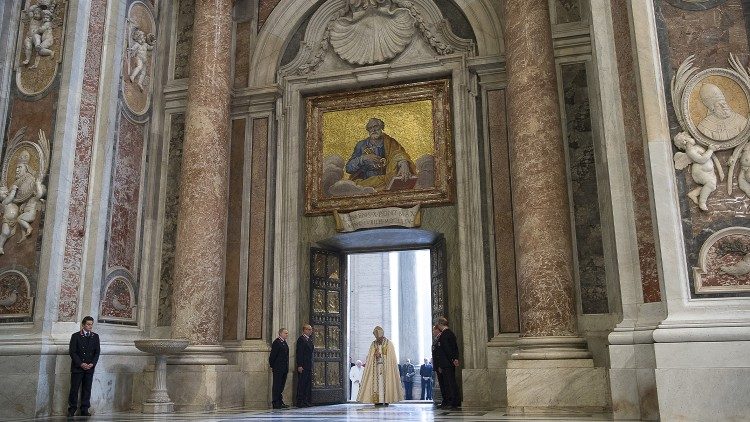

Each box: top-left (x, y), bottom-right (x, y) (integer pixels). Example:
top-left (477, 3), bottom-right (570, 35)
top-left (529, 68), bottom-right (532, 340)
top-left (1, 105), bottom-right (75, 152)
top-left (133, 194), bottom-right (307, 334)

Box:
top-left (309, 229), bottom-right (447, 405)
top-left (346, 250), bottom-right (433, 402)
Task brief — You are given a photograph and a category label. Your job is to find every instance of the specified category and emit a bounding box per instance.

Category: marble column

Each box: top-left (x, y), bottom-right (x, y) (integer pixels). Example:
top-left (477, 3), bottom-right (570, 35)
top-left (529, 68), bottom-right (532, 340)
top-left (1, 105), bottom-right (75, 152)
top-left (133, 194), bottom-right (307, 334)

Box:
top-left (171, 0), bottom-right (233, 360)
top-left (504, 0), bottom-right (580, 348)
top-left (502, 1), bottom-right (607, 410)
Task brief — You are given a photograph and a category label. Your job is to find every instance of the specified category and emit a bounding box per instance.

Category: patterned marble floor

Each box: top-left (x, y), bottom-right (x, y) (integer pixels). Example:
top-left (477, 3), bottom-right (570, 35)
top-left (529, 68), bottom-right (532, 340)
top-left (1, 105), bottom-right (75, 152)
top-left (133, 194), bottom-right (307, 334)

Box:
top-left (21, 404), bottom-right (614, 421)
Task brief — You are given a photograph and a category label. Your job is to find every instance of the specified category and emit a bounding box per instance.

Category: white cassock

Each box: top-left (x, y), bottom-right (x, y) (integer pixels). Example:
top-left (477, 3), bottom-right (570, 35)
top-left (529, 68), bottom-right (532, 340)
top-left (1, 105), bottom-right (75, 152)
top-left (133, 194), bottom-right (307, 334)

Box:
top-left (349, 365), bottom-right (364, 401)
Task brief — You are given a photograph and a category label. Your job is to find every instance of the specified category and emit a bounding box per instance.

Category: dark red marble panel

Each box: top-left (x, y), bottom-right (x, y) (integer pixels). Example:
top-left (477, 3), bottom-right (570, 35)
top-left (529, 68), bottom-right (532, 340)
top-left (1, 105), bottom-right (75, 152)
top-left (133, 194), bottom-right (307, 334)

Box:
top-left (234, 21), bottom-right (252, 89)
top-left (223, 118), bottom-right (245, 340)
top-left (246, 118), bottom-right (268, 340)
top-left (258, 0), bottom-right (281, 31)
top-left (487, 89), bottom-right (519, 333)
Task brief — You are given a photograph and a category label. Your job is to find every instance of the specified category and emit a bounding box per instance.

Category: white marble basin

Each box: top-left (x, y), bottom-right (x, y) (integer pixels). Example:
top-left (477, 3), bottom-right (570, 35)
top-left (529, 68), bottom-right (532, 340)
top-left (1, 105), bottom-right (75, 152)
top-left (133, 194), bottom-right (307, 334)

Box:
top-left (134, 339), bottom-right (189, 355)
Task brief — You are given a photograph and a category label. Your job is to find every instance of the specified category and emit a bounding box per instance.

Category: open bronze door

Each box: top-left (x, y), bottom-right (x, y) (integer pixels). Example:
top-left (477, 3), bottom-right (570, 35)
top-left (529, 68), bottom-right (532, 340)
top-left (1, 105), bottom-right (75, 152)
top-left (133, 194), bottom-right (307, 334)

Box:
top-left (309, 247), bottom-right (347, 404)
top-left (430, 235), bottom-right (448, 404)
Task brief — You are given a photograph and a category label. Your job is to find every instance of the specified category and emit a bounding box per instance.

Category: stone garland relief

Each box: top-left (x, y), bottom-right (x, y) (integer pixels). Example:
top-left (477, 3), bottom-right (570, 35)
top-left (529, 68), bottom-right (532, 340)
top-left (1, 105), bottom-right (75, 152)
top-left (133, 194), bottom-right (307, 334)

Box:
top-left (15, 0), bottom-right (67, 97)
top-left (122, 1), bottom-right (156, 116)
top-left (671, 54), bottom-right (750, 211)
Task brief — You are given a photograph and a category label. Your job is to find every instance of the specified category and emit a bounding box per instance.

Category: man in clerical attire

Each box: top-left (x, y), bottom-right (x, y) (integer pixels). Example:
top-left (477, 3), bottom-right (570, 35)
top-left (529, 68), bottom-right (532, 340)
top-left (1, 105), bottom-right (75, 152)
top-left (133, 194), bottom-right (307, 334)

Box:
top-left (357, 326), bottom-right (404, 405)
top-left (349, 360), bottom-right (364, 401)
top-left (345, 118), bottom-right (416, 191)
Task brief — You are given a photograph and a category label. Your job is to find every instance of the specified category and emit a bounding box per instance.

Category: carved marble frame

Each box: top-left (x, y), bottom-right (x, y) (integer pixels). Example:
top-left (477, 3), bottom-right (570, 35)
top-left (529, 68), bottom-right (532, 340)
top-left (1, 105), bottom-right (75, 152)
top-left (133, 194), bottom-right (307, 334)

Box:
top-left (693, 226), bottom-right (750, 294)
top-left (680, 67), bottom-right (750, 150)
top-left (304, 79), bottom-right (454, 215)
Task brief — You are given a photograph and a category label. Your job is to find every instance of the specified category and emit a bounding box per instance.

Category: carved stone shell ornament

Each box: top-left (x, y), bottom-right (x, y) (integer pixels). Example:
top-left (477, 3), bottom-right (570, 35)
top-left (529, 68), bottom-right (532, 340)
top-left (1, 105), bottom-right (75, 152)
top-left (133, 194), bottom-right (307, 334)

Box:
top-left (329, 0), bottom-right (416, 65)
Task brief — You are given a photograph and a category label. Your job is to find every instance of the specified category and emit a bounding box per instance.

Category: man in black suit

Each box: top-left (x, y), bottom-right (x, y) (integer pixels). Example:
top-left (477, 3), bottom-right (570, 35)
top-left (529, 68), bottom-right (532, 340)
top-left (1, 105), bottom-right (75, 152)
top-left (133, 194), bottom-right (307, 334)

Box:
top-left (402, 359), bottom-right (415, 400)
top-left (67, 316), bottom-right (100, 417)
top-left (295, 324), bottom-right (314, 407)
top-left (420, 358), bottom-right (433, 400)
top-left (269, 328), bottom-right (290, 409)
top-left (434, 317), bottom-right (460, 409)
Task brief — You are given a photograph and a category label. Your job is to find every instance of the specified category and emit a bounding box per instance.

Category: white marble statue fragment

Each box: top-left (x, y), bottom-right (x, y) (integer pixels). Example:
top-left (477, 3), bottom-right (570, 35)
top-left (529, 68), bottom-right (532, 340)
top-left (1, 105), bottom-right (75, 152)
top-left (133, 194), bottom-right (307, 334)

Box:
top-left (673, 132), bottom-right (725, 211)
top-left (720, 253), bottom-right (750, 277)
top-left (728, 141), bottom-right (750, 198)
top-left (127, 24), bottom-right (156, 92)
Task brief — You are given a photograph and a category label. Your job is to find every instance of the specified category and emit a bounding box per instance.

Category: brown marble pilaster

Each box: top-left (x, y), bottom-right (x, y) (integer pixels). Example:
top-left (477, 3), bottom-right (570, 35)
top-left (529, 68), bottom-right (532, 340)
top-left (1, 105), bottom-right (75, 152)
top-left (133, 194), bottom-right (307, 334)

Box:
top-left (171, 0), bottom-right (233, 346)
top-left (503, 0), bottom-right (578, 339)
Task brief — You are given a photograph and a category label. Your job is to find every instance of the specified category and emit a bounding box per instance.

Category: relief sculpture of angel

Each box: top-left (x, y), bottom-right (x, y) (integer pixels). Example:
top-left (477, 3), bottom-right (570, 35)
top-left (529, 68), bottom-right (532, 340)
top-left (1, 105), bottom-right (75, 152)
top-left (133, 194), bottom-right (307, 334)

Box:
top-left (673, 132), bottom-right (725, 211)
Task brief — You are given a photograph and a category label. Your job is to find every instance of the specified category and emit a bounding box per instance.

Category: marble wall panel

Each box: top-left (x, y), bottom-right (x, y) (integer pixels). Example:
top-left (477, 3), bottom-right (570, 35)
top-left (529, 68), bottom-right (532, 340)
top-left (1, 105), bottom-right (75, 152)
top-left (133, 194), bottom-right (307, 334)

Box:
top-left (101, 113), bottom-right (145, 322)
top-left (58, 0), bottom-right (108, 322)
top-left (246, 118), bottom-right (268, 340)
top-left (223, 118), bottom-right (246, 340)
top-left (561, 62), bottom-right (609, 314)
top-left (257, 0), bottom-right (281, 32)
top-left (656, 0), bottom-right (750, 297)
top-left (486, 89), bottom-right (519, 333)
top-left (158, 114), bottom-right (185, 326)
top-left (234, 21), bottom-right (252, 89)
top-left (173, 0), bottom-right (194, 79)
top-left (611, 0), bottom-right (661, 302)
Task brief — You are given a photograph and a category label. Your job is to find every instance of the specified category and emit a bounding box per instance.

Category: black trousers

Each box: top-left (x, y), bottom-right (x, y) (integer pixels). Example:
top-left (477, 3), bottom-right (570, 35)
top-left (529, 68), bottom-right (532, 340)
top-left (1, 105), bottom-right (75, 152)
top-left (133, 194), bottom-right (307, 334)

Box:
top-left (296, 368), bottom-right (312, 405)
top-left (272, 370), bottom-right (288, 405)
top-left (68, 371), bottom-right (94, 412)
top-left (404, 381), bottom-right (413, 399)
top-left (439, 366), bottom-right (459, 406)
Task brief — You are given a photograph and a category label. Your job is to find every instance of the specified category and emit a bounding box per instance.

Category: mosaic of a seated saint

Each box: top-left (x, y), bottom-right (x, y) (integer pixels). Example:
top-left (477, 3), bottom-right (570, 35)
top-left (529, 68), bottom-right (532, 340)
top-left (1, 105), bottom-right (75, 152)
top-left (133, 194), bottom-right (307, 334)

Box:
top-left (697, 83), bottom-right (748, 142)
top-left (345, 118), bottom-right (416, 191)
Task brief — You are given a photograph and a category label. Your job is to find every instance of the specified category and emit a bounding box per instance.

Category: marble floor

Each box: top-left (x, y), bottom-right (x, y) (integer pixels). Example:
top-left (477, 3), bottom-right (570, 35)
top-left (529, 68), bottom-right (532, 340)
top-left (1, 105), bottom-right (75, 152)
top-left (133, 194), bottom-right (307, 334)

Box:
top-left (19, 404), bottom-right (614, 421)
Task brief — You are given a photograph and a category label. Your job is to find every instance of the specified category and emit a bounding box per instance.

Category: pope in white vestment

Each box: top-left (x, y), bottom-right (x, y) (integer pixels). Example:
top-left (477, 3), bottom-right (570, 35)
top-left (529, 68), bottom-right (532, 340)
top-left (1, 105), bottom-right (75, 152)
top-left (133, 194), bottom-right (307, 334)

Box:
top-left (349, 360), bottom-right (364, 401)
top-left (356, 326), bottom-right (404, 405)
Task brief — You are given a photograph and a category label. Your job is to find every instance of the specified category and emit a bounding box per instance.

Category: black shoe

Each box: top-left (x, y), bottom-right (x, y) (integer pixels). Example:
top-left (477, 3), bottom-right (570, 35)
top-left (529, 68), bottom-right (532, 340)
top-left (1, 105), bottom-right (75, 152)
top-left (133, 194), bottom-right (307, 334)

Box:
top-left (80, 409), bottom-right (92, 417)
top-left (67, 409), bottom-right (76, 417)
top-left (280, 403), bottom-right (290, 409)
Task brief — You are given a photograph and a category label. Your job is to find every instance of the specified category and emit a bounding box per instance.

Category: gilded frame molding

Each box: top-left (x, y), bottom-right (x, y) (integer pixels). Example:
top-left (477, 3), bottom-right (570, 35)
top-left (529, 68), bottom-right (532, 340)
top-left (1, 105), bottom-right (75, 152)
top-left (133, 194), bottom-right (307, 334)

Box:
top-left (304, 79), bottom-right (454, 215)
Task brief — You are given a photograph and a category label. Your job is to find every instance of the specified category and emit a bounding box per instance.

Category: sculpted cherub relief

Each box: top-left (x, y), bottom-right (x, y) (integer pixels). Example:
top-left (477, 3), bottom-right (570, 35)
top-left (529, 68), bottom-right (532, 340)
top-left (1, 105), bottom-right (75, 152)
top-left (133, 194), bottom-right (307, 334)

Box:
top-left (21, 0), bottom-right (59, 69)
top-left (671, 54), bottom-right (750, 211)
top-left (126, 24), bottom-right (156, 92)
top-left (0, 128), bottom-right (49, 255)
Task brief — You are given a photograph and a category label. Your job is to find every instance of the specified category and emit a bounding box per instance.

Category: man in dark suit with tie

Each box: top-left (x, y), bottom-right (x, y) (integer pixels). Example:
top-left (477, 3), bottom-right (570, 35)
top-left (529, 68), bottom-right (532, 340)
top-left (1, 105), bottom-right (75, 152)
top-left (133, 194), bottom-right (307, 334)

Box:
top-left (269, 328), bottom-right (290, 409)
top-left (434, 317), bottom-right (460, 409)
top-left (420, 358), bottom-right (433, 400)
top-left (295, 324), bottom-right (314, 407)
top-left (402, 359), bottom-right (415, 400)
top-left (67, 316), bottom-right (100, 417)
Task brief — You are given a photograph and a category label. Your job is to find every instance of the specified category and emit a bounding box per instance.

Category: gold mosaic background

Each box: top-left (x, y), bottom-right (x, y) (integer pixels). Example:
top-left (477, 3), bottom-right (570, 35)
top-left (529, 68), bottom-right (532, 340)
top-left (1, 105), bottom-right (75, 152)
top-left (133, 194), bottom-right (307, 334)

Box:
top-left (321, 100), bottom-right (435, 170)
top-left (688, 75), bottom-right (750, 127)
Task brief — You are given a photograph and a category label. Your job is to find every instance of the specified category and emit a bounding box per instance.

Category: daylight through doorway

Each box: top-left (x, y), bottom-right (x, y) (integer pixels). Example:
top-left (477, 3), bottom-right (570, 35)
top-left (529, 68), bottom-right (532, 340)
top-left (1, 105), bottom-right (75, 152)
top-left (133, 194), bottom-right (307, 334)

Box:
top-left (346, 249), bottom-right (433, 402)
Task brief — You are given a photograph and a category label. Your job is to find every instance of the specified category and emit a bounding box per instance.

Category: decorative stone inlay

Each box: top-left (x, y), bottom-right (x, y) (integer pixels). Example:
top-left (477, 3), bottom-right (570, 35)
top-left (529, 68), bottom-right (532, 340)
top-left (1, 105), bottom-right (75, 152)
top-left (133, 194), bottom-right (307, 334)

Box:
top-left (173, 0), bottom-right (194, 79)
top-left (693, 227), bottom-right (750, 293)
top-left (58, 0), bottom-right (107, 322)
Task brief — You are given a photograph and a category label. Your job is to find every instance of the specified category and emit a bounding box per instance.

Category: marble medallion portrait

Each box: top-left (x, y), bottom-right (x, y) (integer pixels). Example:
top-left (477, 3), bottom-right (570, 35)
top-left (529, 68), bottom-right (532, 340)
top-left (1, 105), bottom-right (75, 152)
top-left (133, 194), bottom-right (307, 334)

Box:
top-left (671, 54), bottom-right (750, 210)
top-left (305, 79), bottom-right (454, 214)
